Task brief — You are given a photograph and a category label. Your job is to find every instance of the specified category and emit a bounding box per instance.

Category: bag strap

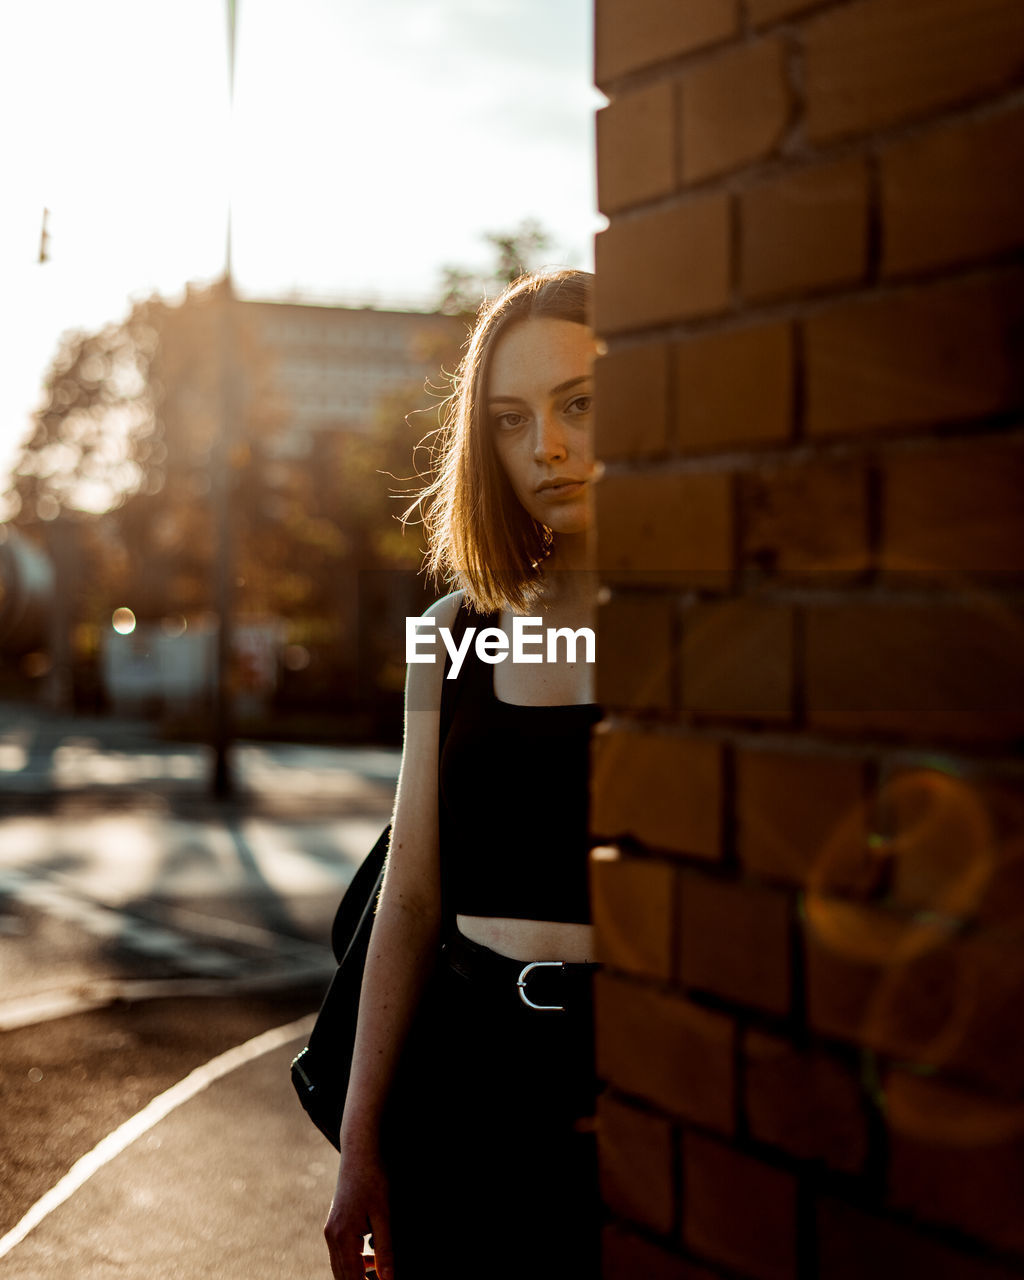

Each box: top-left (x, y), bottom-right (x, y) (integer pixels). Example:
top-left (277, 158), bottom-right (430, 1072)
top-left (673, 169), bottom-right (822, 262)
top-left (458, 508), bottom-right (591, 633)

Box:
top-left (330, 822), bottom-right (390, 964)
top-left (329, 595), bottom-right (471, 963)
top-left (438, 593), bottom-right (470, 744)
top-left (437, 594), bottom-right (471, 933)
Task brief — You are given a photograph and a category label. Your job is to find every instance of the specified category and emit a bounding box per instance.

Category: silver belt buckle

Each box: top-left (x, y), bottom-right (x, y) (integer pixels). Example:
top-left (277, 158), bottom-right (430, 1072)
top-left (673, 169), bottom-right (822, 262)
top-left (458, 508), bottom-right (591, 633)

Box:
top-left (517, 960), bottom-right (565, 1011)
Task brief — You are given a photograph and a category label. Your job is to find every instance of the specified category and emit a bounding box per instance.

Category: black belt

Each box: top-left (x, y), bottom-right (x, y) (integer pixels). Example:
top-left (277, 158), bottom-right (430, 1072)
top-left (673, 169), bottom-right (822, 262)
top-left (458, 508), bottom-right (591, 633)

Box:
top-left (442, 929), bottom-right (600, 1013)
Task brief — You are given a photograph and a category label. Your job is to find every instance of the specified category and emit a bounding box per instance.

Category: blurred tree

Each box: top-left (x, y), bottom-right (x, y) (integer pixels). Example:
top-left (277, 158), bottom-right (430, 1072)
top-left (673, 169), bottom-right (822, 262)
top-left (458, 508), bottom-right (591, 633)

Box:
top-left (6, 284), bottom-right (328, 626)
top-left (8, 310), bottom-right (155, 521)
top-left (108, 283), bottom-right (293, 622)
top-left (437, 218), bottom-right (552, 316)
top-left (4, 278), bottom-right (468, 730)
top-left (268, 343), bottom-right (463, 716)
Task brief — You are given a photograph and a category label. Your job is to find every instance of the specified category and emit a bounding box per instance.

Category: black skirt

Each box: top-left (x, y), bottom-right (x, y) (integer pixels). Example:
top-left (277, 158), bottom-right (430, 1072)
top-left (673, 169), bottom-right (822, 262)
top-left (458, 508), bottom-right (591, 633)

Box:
top-left (381, 932), bottom-right (602, 1278)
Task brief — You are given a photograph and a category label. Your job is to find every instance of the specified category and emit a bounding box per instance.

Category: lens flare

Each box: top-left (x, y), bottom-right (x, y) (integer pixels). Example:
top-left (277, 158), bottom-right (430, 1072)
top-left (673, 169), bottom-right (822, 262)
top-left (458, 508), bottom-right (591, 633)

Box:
top-left (112, 608), bottom-right (136, 635)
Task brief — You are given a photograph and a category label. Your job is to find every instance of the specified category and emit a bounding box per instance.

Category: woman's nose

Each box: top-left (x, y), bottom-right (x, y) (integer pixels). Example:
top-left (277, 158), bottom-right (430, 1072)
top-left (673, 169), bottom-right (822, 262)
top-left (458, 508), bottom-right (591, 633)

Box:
top-left (532, 410), bottom-right (568, 463)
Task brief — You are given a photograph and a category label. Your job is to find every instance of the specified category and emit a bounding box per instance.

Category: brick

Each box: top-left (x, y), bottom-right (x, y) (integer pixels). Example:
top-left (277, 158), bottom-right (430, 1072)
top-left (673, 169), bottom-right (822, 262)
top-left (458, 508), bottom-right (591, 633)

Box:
top-left (749, 0), bottom-right (827, 27)
top-left (594, 343), bottom-right (671, 460)
top-left (590, 849), bottom-right (676, 979)
top-left (595, 196), bottom-right (731, 334)
top-left (682, 599), bottom-right (794, 721)
top-left (683, 1133), bottom-right (798, 1280)
top-left (882, 438), bottom-right (1024, 577)
top-left (736, 748), bottom-right (868, 887)
top-left (804, 272), bottom-right (1024, 437)
top-left (872, 909), bottom-right (1024, 1095)
top-left (595, 971), bottom-right (735, 1129)
top-left (885, 1069), bottom-right (1024, 1148)
top-left (977, 773), bottom-right (1024, 875)
top-left (680, 37), bottom-right (791, 182)
top-left (679, 874), bottom-right (792, 1014)
top-left (882, 106), bottom-right (1024, 277)
top-left (804, 909), bottom-right (978, 1061)
top-left (597, 1093), bottom-right (676, 1235)
top-left (739, 455), bottom-right (869, 578)
top-left (602, 1225), bottom-right (721, 1280)
top-left (843, 905), bottom-right (1024, 1092)
top-left (591, 728), bottom-right (723, 859)
top-left (595, 593), bottom-right (675, 713)
top-left (597, 82), bottom-right (676, 215)
top-left (952, 929), bottom-right (1024, 1095)
top-left (744, 1031), bottom-right (868, 1173)
top-left (817, 1197), bottom-right (1024, 1280)
top-left (804, 0), bottom-right (1024, 144)
top-left (804, 600), bottom-right (1024, 741)
top-left (740, 158), bottom-right (869, 301)
top-left (804, 911), bottom-right (906, 1048)
top-left (595, 0), bottom-right (738, 86)
top-left (975, 779), bottom-right (1024, 926)
top-left (871, 765), bottom-right (996, 919)
top-left (675, 323), bottom-right (793, 451)
top-left (596, 471), bottom-right (732, 586)
top-left (887, 1074), bottom-right (1024, 1256)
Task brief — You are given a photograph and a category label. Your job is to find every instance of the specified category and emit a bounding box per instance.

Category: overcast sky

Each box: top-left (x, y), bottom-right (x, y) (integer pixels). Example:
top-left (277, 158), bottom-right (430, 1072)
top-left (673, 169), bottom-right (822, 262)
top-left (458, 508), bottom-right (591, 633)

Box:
top-left (0, 0), bottom-right (604, 490)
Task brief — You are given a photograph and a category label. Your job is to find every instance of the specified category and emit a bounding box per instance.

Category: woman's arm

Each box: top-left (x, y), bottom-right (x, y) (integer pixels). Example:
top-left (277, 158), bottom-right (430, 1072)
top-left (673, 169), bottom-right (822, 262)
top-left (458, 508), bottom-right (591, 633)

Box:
top-left (324, 589), bottom-right (463, 1280)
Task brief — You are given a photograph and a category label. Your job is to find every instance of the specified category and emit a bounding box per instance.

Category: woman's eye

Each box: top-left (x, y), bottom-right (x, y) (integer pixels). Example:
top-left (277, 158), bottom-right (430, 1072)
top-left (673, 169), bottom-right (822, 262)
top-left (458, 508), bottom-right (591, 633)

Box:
top-left (566, 395), bottom-right (592, 416)
top-left (494, 411), bottom-right (526, 430)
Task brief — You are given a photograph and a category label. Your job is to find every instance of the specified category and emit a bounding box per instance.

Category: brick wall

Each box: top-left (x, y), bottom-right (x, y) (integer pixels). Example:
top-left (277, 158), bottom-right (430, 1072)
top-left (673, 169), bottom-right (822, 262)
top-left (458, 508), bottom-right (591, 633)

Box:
top-left (589, 1), bottom-right (1024, 1276)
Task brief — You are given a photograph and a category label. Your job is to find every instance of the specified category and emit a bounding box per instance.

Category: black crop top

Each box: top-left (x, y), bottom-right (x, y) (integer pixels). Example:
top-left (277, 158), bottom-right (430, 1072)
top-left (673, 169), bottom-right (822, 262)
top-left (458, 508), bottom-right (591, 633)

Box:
top-left (438, 604), bottom-right (601, 924)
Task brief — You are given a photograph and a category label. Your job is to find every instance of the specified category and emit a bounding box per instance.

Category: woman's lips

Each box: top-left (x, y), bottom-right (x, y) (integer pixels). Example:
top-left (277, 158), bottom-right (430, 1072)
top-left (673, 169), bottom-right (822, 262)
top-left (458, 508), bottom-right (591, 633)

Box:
top-left (538, 480), bottom-right (586, 498)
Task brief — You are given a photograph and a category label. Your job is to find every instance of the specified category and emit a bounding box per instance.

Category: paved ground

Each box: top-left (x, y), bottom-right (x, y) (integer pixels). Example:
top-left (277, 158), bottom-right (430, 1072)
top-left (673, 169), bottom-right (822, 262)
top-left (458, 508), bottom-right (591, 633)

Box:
top-left (2, 1023), bottom-right (341, 1279)
top-left (0, 701), bottom-right (400, 813)
top-left (0, 702), bottom-right (400, 1277)
top-left (0, 702), bottom-right (401, 1016)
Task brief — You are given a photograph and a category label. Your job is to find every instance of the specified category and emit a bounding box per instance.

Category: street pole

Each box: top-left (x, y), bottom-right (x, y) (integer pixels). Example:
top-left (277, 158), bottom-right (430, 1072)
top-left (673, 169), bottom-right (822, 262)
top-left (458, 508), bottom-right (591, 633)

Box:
top-left (212, 278), bottom-right (235, 798)
top-left (211, 0), bottom-right (239, 798)
top-left (45, 515), bottom-right (75, 713)
top-left (36, 209), bottom-right (72, 712)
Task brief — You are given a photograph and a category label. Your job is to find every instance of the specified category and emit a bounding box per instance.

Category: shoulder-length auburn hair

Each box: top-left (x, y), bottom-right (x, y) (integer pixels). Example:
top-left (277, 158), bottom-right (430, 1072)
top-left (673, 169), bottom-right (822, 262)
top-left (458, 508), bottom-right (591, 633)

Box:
top-left (407, 267), bottom-right (594, 615)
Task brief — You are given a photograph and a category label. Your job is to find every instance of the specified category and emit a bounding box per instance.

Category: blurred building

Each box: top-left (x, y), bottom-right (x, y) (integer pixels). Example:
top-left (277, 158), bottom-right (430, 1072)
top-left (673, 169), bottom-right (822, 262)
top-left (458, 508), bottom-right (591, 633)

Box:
top-left (241, 300), bottom-right (466, 459)
top-left (101, 618), bottom-right (284, 719)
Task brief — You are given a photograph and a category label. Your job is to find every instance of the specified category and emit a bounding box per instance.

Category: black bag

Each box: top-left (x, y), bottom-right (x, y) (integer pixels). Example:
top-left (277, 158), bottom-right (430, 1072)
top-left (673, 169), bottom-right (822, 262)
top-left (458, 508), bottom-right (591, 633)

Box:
top-left (290, 822), bottom-right (390, 1148)
top-left (289, 599), bottom-right (470, 1149)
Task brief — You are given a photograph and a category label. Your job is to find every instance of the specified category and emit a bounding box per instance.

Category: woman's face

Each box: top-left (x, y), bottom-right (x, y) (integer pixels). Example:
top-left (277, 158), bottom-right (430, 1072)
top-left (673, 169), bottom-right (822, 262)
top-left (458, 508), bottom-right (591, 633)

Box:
top-left (485, 317), bottom-right (596, 536)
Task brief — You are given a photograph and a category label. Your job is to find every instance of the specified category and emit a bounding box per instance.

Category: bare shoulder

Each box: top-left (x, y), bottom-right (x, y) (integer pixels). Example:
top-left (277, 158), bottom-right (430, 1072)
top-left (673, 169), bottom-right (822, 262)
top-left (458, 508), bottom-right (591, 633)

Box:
top-left (421, 588), bottom-right (464, 629)
top-left (404, 589), bottom-right (465, 715)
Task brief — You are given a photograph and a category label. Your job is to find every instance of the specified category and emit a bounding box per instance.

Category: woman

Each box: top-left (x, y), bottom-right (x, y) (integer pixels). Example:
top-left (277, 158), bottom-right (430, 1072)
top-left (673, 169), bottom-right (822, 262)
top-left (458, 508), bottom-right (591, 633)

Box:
top-left (324, 269), bottom-right (602, 1280)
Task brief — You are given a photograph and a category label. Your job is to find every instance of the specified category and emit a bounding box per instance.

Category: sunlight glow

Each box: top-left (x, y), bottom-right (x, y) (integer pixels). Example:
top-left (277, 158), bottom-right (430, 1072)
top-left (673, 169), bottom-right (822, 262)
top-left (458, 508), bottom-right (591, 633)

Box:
top-left (0, 0), bottom-right (600, 489)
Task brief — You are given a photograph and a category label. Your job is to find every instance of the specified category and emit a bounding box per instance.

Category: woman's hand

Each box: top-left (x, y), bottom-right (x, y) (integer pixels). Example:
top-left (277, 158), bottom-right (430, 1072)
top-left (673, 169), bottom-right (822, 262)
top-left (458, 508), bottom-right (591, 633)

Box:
top-left (324, 1148), bottom-right (394, 1280)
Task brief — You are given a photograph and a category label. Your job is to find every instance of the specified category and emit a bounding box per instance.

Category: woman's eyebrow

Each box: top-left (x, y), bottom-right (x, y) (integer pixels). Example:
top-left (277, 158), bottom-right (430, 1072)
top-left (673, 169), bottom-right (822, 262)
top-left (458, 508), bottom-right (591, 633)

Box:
top-left (488, 375), bottom-right (593, 405)
top-left (550, 375), bottom-right (592, 395)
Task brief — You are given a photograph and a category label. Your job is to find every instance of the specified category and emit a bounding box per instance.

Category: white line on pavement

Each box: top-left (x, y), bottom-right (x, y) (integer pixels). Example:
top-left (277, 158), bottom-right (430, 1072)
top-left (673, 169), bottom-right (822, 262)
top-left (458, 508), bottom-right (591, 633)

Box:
top-left (0, 1013), bottom-right (316, 1261)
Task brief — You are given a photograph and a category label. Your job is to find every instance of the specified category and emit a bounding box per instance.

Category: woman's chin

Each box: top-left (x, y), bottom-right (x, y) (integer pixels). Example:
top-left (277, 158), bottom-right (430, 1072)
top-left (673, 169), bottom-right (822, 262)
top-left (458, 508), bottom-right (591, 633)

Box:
top-left (548, 520), bottom-right (591, 541)
top-left (539, 500), bottom-right (592, 538)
